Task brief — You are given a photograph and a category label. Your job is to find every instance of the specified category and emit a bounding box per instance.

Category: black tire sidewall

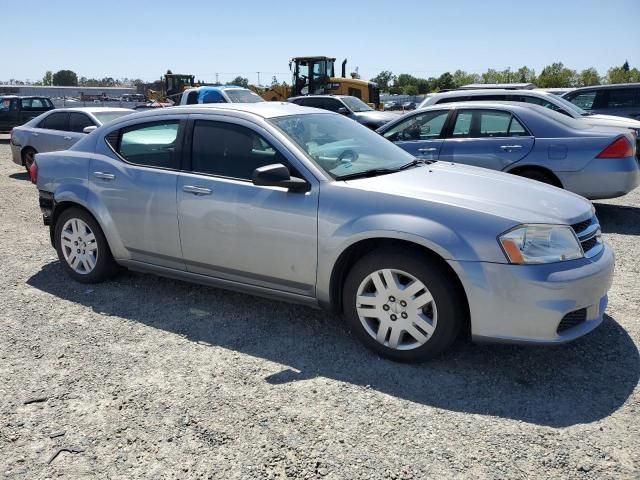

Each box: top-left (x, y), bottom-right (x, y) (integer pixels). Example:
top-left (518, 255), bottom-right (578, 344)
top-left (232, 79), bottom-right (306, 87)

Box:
top-left (343, 248), bottom-right (463, 362)
top-left (22, 148), bottom-right (36, 171)
top-left (517, 170), bottom-right (555, 186)
top-left (54, 208), bottom-right (117, 284)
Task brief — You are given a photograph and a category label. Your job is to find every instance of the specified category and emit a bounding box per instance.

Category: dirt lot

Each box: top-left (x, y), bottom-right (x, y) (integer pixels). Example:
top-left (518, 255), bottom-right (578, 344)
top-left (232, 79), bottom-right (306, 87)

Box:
top-left (0, 141), bottom-right (638, 479)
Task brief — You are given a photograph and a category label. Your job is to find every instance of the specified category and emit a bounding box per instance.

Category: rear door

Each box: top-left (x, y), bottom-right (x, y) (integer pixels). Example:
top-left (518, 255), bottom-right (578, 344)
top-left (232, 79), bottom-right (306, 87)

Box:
top-left (380, 110), bottom-right (450, 160)
top-left (440, 109), bottom-right (535, 170)
top-left (89, 118), bottom-right (185, 269)
top-left (67, 112), bottom-right (97, 145)
top-left (31, 112), bottom-right (70, 153)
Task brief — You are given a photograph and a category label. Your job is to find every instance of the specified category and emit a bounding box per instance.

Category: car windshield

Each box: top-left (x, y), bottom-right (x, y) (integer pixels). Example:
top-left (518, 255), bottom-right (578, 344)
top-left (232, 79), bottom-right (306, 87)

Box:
top-left (225, 89), bottom-right (264, 103)
top-left (341, 96), bottom-right (373, 112)
top-left (270, 113), bottom-right (415, 179)
top-left (93, 111), bottom-right (133, 125)
top-left (551, 94), bottom-right (588, 116)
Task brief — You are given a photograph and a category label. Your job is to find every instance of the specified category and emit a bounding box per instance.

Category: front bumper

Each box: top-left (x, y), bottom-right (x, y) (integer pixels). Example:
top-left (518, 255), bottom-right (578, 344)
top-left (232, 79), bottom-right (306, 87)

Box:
top-left (10, 143), bottom-right (22, 166)
top-left (448, 244), bottom-right (615, 344)
top-left (557, 157), bottom-right (640, 200)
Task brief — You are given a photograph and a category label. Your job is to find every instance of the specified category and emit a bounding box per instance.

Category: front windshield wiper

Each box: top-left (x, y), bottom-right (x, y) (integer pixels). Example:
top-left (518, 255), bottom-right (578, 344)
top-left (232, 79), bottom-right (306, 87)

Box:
top-left (336, 158), bottom-right (432, 180)
top-left (398, 158), bottom-right (435, 170)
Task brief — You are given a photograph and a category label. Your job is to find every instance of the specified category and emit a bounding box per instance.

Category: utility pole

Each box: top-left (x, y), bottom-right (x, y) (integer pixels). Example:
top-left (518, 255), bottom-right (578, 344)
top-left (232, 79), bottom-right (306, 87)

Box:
top-left (215, 73), bottom-right (219, 85)
top-left (257, 72), bottom-right (261, 86)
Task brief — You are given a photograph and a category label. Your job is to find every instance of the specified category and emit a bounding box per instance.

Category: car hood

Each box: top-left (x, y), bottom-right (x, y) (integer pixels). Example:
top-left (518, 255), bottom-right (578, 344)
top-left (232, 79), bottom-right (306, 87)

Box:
top-left (354, 110), bottom-right (398, 124)
top-left (345, 162), bottom-right (593, 225)
top-left (583, 114), bottom-right (640, 129)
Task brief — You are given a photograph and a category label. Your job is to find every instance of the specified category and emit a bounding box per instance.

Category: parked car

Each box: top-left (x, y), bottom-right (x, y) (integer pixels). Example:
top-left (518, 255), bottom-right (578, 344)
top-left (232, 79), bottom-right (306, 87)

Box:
top-left (0, 96), bottom-right (54, 132)
top-left (289, 95), bottom-right (396, 129)
top-left (402, 101), bottom-right (417, 111)
top-left (179, 85), bottom-right (264, 105)
top-left (418, 89), bottom-right (640, 139)
top-left (563, 83), bottom-right (640, 120)
top-left (384, 101), bottom-right (401, 111)
top-left (10, 107), bottom-right (133, 171)
top-left (377, 102), bottom-right (639, 200)
top-left (34, 103), bottom-right (613, 361)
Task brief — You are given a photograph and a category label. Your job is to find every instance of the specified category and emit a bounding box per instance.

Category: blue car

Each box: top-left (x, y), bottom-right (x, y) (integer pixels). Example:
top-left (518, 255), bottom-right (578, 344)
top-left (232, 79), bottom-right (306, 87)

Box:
top-left (377, 102), bottom-right (639, 200)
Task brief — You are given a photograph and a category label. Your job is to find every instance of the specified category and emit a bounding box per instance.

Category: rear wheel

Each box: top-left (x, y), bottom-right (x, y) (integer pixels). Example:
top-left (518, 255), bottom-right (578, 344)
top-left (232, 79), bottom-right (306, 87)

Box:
top-left (54, 208), bottom-right (119, 283)
top-left (514, 168), bottom-right (559, 187)
top-left (22, 148), bottom-right (36, 173)
top-left (343, 248), bottom-right (464, 362)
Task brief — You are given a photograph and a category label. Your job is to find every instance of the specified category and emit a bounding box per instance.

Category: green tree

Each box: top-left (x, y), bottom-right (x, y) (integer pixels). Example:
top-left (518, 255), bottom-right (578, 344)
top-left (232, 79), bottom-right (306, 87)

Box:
top-left (436, 72), bottom-right (455, 90)
top-left (403, 85), bottom-right (419, 96)
top-left (371, 70), bottom-right (396, 91)
top-left (231, 76), bottom-right (249, 88)
top-left (452, 70), bottom-right (480, 88)
top-left (42, 71), bottom-right (53, 86)
top-left (622, 60), bottom-right (630, 72)
top-left (415, 78), bottom-right (430, 94)
top-left (52, 70), bottom-right (78, 86)
top-left (536, 62), bottom-right (577, 88)
top-left (515, 66), bottom-right (536, 83)
top-left (577, 68), bottom-right (600, 87)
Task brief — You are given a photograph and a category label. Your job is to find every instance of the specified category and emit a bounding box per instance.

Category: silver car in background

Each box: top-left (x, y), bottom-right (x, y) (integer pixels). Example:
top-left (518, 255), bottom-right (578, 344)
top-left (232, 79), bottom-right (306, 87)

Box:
top-left (10, 107), bottom-right (133, 171)
top-left (377, 102), bottom-right (639, 199)
top-left (34, 103), bottom-right (613, 361)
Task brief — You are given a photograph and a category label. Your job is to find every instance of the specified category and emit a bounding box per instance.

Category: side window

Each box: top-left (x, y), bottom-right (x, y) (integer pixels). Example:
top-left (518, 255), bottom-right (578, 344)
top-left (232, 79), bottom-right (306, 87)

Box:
top-left (478, 111), bottom-right (511, 137)
top-left (451, 111), bottom-right (473, 137)
top-left (305, 98), bottom-right (325, 109)
top-left (38, 112), bottom-right (68, 131)
top-left (118, 121), bottom-right (180, 168)
top-left (31, 98), bottom-right (45, 109)
top-left (191, 120), bottom-right (290, 180)
top-left (507, 116), bottom-right (528, 136)
top-left (0, 99), bottom-right (11, 112)
top-left (200, 90), bottom-right (225, 104)
top-left (185, 90), bottom-right (198, 104)
top-left (566, 91), bottom-right (596, 110)
top-left (606, 89), bottom-right (639, 108)
top-left (322, 99), bottom-right (343, 112)
top-left (20, 98), bottom-right (32, 110)
top-left (69, 113), bottom-right (95, 133)
top-left (383, 111), bottom-right (449, 141)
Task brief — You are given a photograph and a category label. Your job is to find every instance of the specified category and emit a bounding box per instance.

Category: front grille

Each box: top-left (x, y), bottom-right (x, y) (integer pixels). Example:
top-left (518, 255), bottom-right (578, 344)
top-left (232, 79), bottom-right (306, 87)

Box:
top-left (571, 216), bottom-right (603, 257)
top-left (557, 308), bottom-right (587, 333)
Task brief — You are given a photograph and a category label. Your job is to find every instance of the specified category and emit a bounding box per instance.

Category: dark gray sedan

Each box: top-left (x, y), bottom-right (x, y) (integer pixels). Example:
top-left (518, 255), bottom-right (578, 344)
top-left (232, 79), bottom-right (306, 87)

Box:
top-left (288, 95), bottom-right (397, 129)
top-left (377, 102), bottom-right (639, 199)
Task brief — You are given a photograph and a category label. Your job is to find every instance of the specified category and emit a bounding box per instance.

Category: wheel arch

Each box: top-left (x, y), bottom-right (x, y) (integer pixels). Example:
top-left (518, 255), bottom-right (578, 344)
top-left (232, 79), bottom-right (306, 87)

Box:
top-left (328, 237), bottom-right (470, 334)
top-left (20, 145), bottom-right (37, 166)
top-left (506, 164), bottom-right (563, 188)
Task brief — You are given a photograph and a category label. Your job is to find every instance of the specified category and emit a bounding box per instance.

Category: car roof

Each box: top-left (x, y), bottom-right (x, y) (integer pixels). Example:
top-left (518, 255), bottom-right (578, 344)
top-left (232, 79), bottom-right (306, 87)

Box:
top-left (47, 107), bottom-right (133, 114)
top-left (110, 102), bottom-right (329, 122)
top-left (0, 95), bottom-right (49, 99)
top-left (433, 89), bottom-right (553, 99)
top-left (568, 82), bottom-right (640, 92)
top-left (417, 100), bottom-right (549, 114)
top-left (289, 95), bottom-right (354, 100)
top-left (185, 85), bottom-right (249, 93)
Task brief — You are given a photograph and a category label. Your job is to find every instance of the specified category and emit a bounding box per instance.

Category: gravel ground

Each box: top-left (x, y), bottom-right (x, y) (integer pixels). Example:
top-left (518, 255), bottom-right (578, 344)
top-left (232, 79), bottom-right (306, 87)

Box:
top-left (0, 141), bottom-right (638, 479)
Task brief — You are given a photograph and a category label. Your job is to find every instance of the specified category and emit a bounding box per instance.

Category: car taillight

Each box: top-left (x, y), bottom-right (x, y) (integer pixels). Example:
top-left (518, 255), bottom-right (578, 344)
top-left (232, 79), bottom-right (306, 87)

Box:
top-left (596, 137), bottom-right (634, 159)
top-left (29, 161), bottom-right (38, 184)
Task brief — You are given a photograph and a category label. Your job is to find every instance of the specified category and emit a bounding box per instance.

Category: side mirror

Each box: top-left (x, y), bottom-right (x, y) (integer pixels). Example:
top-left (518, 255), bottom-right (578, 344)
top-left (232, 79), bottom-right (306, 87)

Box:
top-left (337, 107), bottom-right (349, 115)
top-left (83, 125), bottom-right (98, 134)
top-left (252, 163), bottom-right (309, 192)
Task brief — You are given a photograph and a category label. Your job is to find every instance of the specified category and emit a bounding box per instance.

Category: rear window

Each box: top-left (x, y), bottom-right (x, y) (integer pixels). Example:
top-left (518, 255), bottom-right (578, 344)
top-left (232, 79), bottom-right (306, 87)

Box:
top-left (224, 89), bottom-right (264, 103)
top-left (92, 110), bottom-right (132, 125)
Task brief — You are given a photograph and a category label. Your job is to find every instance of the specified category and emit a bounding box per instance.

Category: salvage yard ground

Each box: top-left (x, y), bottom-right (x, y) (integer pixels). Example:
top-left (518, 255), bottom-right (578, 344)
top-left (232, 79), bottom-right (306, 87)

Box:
top-left (0, 140), bottom-right (638, 479)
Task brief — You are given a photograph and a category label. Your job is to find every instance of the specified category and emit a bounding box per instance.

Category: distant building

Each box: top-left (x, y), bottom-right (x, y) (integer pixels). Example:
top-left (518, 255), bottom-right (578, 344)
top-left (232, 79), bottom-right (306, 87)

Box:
top-left (0, 85), bottom-right (136, 99)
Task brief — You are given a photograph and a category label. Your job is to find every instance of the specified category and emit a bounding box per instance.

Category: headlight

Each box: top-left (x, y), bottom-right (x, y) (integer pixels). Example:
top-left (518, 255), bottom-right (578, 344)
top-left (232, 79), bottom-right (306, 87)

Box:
top-left (499, 224), bottom-right (583, 264)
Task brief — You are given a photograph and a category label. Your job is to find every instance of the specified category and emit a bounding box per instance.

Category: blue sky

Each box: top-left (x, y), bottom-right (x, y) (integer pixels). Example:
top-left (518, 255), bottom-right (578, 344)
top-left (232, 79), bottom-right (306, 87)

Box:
top-left (3, 0), bottom-right (639, 84)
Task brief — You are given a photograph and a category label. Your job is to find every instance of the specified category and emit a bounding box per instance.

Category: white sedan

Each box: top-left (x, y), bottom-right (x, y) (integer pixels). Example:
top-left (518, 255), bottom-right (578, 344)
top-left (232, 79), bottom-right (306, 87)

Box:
top-left (10, 107), bottom-right (133, 171)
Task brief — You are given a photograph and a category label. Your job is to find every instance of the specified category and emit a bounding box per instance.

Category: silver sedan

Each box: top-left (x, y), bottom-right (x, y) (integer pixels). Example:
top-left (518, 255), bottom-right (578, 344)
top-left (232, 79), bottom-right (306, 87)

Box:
top-left (33, 103), bottom-right (613, 361)
top-left (10, 107), bottom-right (133, 171)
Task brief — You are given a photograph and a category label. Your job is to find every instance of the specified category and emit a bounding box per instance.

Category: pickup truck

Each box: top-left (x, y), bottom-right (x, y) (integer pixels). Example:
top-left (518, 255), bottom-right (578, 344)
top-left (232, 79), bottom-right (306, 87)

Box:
top-left (0, 96), bottom-right (55, 132)
top-left (179, 86), bottom-right (264, 105)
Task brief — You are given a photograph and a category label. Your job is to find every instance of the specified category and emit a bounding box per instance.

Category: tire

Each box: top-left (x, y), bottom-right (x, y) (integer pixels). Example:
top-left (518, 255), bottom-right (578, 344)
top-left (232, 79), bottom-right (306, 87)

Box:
top-left (514, 169), bottom-right (558, 187)
top-left (343, 248), bottom-right (464, 362)
top-left (54, 207), bottom-right (119, 284)
top-left (22, 147), bottom-right (36, 173)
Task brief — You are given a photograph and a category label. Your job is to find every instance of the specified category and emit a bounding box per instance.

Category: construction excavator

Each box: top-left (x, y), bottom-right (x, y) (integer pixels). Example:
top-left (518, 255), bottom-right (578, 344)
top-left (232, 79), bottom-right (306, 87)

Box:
top-left (261, 56), bottom-right (381, 109)
top-left (146, 72), bottom-right (198, 104)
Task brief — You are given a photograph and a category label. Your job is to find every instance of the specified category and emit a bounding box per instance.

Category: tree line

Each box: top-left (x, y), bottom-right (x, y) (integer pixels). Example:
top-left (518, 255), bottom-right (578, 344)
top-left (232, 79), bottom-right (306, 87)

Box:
top-left (372, 61), bottom-right (640, 95)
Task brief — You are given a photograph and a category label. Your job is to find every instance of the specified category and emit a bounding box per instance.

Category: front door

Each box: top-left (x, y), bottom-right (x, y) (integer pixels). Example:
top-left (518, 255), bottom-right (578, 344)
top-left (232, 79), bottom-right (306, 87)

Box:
top-left (30, 112), bottom-right (71, 153)
top-left (177, 116), bottom-right (318, 296)
top-left (380, 110), bottom-right (450, 160)
top-left (440, 109), bottom-right (534, 170)
top-left (89, 118), bottom-right (185, 270)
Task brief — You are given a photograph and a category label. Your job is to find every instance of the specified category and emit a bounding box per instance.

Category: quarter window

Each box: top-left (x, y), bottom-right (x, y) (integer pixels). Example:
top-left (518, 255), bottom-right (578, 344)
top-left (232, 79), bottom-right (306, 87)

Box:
top-left (20, 98), bottom-right (46, 110)
top-left (39, 112), bottom-right (68, 131)
top-left (117, 121), bottom-right (180, 168)
top-left (383, 111), bottom-right (449, 141)
top-left (69, 113), bottom-right (95, 133)
top-left (191, 120), bottom-right (289, 180)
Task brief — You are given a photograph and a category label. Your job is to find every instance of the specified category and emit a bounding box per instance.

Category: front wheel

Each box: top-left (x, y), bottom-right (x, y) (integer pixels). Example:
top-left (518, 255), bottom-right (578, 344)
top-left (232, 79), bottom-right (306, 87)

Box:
top-left (343, 248), bottom-right (464, 362)
top-left (54, 208), bottom-right (119, 283)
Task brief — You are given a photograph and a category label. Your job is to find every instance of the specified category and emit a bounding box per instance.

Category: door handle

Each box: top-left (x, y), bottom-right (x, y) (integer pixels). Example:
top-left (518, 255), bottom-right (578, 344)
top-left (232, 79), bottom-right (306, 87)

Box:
top-left (499, 145), bottom-right (523, 150)
top-left (63, 136), bottom-right (72, 140)
top-left (93, 171), bottom-right (115, 180)
top-left (418, 147), bottom-right (438, 153)
top-left (31, 132), bottom-right (39, 137)
top-left (183, 185), bottom-right (212, 196)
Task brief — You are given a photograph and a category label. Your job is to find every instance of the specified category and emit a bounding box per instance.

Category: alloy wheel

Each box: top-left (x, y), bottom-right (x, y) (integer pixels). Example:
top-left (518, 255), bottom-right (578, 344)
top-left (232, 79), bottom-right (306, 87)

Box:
top-left (60, 218), bottom-right (99, 274)
top-left (355, 268), bottom-right (437, 351)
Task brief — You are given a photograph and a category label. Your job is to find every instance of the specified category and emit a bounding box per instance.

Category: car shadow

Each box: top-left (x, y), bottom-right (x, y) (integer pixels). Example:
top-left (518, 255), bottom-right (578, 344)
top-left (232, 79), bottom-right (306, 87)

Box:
top-left (9, 172), bottom-right (29, 181)
top-left (595, 202), bottom-right (640, 235)
top-left (27, 261), bottom-right (639, 428)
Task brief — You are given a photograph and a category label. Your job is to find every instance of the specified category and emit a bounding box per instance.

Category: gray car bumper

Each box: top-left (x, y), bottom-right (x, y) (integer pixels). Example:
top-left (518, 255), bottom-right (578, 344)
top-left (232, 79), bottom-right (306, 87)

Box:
top-left (10, 143), bottom-right (22, 166)
top-left (557, 157), bottom-right (640, 200)
top-left (448, 244), bottom-right (615, 344)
